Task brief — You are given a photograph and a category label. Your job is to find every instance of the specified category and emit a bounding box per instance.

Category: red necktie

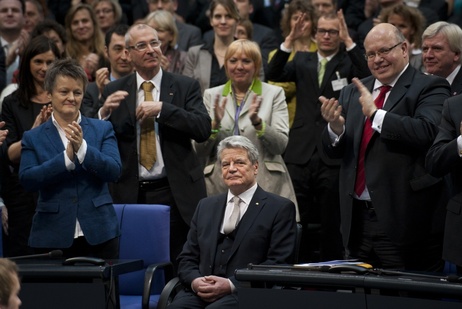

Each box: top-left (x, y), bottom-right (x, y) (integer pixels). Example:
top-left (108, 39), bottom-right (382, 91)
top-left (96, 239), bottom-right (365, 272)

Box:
top-left (354, 85), bottom-right (391, 197)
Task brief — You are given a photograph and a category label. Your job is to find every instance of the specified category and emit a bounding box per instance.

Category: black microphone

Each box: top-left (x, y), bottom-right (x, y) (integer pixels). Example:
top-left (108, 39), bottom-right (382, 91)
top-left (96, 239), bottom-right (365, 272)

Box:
top-left (446, 274), bottom-right (462, 283)
top-left (9, 250), bottom-right (63, 260)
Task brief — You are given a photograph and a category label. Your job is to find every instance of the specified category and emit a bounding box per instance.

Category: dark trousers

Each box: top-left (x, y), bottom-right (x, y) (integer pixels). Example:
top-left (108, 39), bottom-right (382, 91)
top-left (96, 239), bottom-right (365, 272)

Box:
top-left (34, 236), bottom-right (119, 259)
top-left (138, 179), bottom-right (189, 272)
top-left (168, 289), bottom-right (238, 309)
top-left (287, 151), bottom-right (343, 262)
top-left (348, 199), bottom-right (443, 271)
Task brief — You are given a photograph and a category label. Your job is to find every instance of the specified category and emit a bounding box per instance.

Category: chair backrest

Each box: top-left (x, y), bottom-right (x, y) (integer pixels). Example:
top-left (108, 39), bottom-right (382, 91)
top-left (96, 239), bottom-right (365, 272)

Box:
top-left (114, 204), bottom-right (170, 295)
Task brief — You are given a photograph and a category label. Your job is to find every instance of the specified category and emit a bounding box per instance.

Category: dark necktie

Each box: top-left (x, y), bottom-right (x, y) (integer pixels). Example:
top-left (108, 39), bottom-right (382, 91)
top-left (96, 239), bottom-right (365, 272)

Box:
top-left (140, 81), bottom-right (156, 170)
top-left (354, 85), bottom-right (392, 197)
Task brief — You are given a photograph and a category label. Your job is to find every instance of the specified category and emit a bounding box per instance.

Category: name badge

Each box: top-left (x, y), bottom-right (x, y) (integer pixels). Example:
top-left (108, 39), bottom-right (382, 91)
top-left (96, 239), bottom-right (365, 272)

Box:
top-left (332, 78), bottom-right (348, 91)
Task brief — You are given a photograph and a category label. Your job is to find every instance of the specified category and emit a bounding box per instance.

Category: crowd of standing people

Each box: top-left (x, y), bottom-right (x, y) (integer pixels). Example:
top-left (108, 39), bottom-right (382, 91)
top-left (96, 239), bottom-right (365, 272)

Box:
top-left (2, 0), bottom-right (462, 307)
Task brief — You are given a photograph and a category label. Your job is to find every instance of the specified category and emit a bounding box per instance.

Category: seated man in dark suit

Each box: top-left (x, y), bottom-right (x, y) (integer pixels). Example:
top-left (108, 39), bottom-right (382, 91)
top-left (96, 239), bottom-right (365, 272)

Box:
top-left (168, 135), bottom-right (297, 309)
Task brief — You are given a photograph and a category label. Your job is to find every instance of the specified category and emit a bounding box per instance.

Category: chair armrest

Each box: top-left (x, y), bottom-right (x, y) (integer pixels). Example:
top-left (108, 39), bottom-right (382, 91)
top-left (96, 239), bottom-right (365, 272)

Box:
top-left (141, 261), bottom-right (174, 309)
top-left (157, 277), bottom-right (183, 309)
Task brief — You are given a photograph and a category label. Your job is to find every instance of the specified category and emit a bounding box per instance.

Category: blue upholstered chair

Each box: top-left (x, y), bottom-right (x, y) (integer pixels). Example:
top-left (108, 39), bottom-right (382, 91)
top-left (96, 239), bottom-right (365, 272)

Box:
top-left (114, 204), bottom-right (174, 309)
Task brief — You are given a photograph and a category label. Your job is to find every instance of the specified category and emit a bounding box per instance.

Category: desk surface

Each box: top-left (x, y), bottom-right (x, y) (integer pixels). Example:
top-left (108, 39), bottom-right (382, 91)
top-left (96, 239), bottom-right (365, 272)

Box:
top-left (235, 267), bottom-right (462, 297)
top-left (17, 259), bottom-right (143, 279)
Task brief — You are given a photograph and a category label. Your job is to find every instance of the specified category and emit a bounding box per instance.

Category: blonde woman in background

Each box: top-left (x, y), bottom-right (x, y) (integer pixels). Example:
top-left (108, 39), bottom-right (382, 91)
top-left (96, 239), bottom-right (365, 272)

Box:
top-left (195, 39), bottom-right (299, 221)
top-left (145, 10), bottom-right (187, 74)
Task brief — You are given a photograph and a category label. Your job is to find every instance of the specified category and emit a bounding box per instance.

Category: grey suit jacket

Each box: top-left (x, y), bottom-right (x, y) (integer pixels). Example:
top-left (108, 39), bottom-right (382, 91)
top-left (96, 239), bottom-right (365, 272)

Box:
top-left (176, 20), bottom-right (203, 52)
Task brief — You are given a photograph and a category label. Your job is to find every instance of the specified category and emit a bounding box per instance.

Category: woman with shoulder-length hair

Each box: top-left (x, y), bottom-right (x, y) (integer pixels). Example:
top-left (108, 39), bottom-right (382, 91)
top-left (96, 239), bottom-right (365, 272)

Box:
top-left (64, 3), bottom-right (106, 74)
top-left (195, 39), bottom-right (299, 221)
top-left (1, 35), bottom-right (62, 257)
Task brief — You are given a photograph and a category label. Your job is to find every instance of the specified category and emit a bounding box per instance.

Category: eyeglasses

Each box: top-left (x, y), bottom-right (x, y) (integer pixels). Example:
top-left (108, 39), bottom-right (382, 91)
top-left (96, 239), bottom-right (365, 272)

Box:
top-left (316, 28), bottom-right (339, 36)
top-left (364, 42), bottom-right (404, 61)
top-left (95, 8), bottom-right (113, 15)
top-left (127, 40), bottom-right (161, 52)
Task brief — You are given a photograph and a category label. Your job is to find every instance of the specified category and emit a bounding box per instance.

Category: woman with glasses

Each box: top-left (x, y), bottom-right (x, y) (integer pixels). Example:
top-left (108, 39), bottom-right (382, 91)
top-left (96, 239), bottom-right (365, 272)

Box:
top-left (92, 0), bottom-right (123, 34)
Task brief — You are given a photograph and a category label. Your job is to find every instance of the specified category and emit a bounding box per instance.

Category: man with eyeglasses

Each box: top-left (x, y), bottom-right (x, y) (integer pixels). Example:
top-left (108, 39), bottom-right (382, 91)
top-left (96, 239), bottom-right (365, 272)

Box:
top-left (97, 23), bottom-right (211, 268)
top-left (320, 23), bottom-right (450, 271)
top-left (266, 11), bottom-right (370, 262)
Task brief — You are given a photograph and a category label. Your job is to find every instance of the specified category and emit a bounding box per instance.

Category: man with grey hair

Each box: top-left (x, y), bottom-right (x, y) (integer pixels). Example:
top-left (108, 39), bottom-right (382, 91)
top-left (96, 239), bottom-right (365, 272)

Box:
top-left (422, 21), bottom-right (462, 96)
top-left (98, 23), bottom-right (210, 267)
top-left (320, 23), bottom-right (450, 271)
top-left (171, 135), bottom-right (296, 309)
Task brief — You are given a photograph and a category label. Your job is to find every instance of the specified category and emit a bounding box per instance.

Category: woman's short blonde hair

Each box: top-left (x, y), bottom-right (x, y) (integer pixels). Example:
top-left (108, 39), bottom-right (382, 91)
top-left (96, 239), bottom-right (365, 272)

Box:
top-left (224, 39), bottom-right (262, 80)
top-left (145, 10), bottom-right (178, 49)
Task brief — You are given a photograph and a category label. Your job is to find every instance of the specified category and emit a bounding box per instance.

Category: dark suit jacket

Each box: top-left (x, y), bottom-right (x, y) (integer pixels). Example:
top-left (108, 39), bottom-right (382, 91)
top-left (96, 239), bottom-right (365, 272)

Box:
top-left (202, 23), bottom-right (279, 74)
top-left (81, 82), bottom-right (100, 118)
top-left (322, 65), bottom-right (451, 248)
top-left (176, 20), bottom-right (203, 52)
top-left (426, 94), bottom-right (462, 266)
top-left (266, 45), bottom-right (370, 166)
top-left (450, 68), bottom-right (462, 96)
top-left (19, 117), bottom-right (121, 248)
top-left (101, 71), bottom-right (211, 225)
top-left (177, 186), bottom-right (296, 288)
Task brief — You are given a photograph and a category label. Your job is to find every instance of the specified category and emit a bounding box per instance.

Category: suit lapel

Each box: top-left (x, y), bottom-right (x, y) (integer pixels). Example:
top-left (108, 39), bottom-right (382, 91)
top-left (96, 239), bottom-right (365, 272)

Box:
top-left (160, 71), bottom-right (175, 104)
top-left (352, 77), bottom-right (375, 156)
top-left (383, 66), bottom-right (414, 112)
top-left (209, 194), bottom-right (228, 263)
top-left (125, 74), bottom-right (137, 127)
top-left (451, 69), bottom-right (462, 96)
top-left (321, 53), bottom-right (341, 92)
top-left (308, 54), bottom-right (319, 92)
top-left (44, 120), bottom-right (65, 153)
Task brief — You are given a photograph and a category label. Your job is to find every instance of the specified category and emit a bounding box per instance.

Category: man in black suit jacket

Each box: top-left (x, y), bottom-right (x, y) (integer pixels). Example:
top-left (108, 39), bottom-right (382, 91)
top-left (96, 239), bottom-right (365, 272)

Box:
top-left (169, 135), bottom-right (296, 309)
top-left (320, 23), bottom-right (450, 270)
top-left (99, 24), bottom-right (211, 266)
top-left (422, 21), bottom-right (462, 96)
top-left (81, 24), bottom-right (133, 118)
top-left (266, 11), bottom-right (370, 262)
top-left (426, 93), bottom-right (462, 272)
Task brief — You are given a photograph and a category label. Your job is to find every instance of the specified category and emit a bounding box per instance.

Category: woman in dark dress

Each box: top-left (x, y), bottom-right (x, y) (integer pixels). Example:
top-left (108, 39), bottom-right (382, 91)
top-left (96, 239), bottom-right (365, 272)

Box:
top-left (1, 35), bottom-right (62, 256)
